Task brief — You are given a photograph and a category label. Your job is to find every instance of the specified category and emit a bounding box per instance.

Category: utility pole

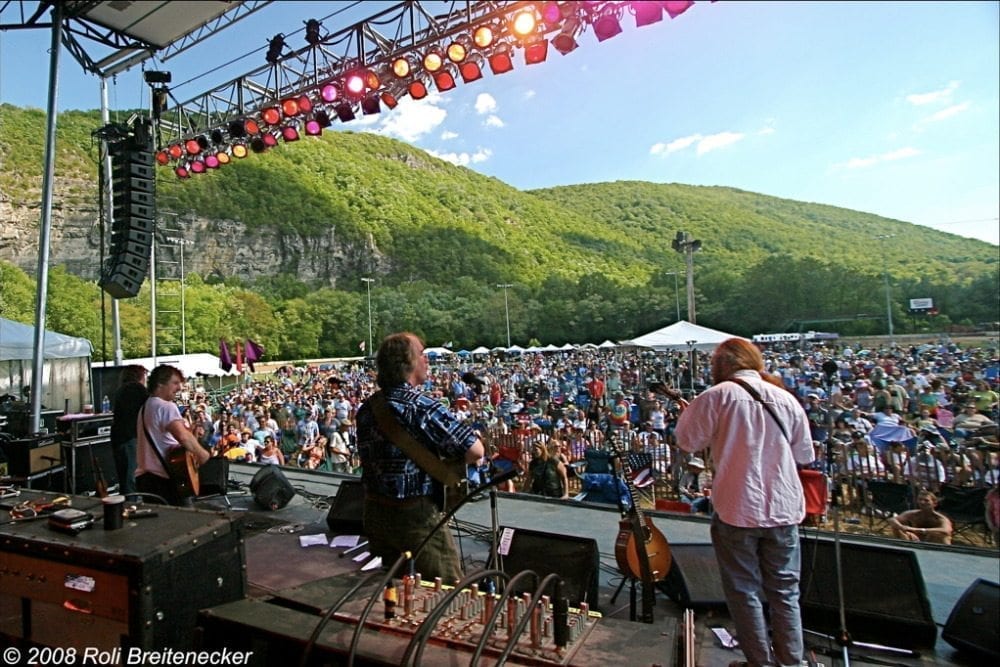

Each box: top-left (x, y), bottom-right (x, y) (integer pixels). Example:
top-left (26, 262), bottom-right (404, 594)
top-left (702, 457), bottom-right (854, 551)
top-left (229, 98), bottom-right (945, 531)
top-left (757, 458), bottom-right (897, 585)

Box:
top-left (875, 234), bottom-right (895, 341)
top-left (497, 283), bottom-right (514, 348)
top-left (664, 271), bottom-right (681, 322)
top-left (671, 232), bottom-right (702, 324)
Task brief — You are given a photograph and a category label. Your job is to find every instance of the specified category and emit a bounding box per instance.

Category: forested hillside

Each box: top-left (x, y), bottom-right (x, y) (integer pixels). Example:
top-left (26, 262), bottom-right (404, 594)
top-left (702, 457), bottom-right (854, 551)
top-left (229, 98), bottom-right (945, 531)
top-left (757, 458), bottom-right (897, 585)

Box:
top-left (0, 104), bottom-right (996, 361)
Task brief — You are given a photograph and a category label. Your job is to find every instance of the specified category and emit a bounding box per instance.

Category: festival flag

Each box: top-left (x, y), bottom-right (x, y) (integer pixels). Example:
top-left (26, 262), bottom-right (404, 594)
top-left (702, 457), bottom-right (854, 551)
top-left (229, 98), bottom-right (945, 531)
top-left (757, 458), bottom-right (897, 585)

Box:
top-left (219, 339), bottom-right (233, 372)
top-left (359, 340), bottom-right (366, 353)
top-left (235, 340), bottom-right (244, 374)
top-left (245, 339), bottom-right (265, 373)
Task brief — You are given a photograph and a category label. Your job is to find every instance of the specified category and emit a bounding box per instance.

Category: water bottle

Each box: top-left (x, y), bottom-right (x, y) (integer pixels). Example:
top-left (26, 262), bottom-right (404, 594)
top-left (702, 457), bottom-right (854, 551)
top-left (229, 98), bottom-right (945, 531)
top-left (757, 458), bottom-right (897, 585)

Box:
top-left (101, 395), bottom-right (111, 413)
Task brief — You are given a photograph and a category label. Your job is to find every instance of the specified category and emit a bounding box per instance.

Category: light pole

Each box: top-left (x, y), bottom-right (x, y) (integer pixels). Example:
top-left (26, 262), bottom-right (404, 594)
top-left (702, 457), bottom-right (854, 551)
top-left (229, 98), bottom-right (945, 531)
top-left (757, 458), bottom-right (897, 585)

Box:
top-left (361, 278), bottom-right (374, 355)
top-left (671, 231), bottom-right (702, 324)
top-left (497, 283), bottom-right (513, 348)
top-left (664, 271), bottom-right (681, 322)
top-left (875, 234), bottom-right (895, 341)
top-left (686, 340), bottom-right (697, 395)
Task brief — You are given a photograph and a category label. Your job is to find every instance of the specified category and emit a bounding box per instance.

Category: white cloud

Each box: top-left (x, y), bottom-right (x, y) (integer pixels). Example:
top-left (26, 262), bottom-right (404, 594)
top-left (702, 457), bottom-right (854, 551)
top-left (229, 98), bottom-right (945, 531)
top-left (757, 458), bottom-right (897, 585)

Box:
top-left (650, 134), bottom-right (701, 155)
top-left (484, 114), bottom-right (505, 128)
top-left (696, 131), bottom-right (745, 155)
top-left (757, 126), bottom-right (775, 136)
top-left (924, 101), bottom-right (971, 123)
top-left (375, 95), bottom-right (447, 142)
top-left (837, 146), bottom-right (922, 170)
top-left (906, 81), bottom-right (960, 106)
top-left (427, 147), bottom-right (493, 166)
top-left (474, 93), bottom-right (497, 115)
top-left (440, 130), bottom-right (458, 140)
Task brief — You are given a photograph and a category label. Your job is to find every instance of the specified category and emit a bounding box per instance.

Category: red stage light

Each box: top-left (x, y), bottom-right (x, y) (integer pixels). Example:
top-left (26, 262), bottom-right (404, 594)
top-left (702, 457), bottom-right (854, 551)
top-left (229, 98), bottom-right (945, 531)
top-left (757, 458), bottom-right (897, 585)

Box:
top-left (168, 144), bottom-right (183, 160)
top-left (632, 1), bottom-right (664, 27)
top-left (408, 80), bottom-right (428, 100)
top-left (593, 14), bottom-right (623, 41)
top-left (263, 132), bottom-right (278, 147)
top-left (473, 25), bottom-right (495, 48)
top-left (298, 94), bottom-right (313, 113)
top-left (433, 69), bottom-right (456, 92)
top-left (540, 3), bottom-right (561, 25)
top-left (185, 138), bottom-right (202, 155)
top-left (553, 17), bottom-right (581, 55)
top-left (244, 118), bottom-right (261, 135)
top-left (381, 91), bottom-right (399, 109)
top-left (282, 125), bottom-right (300, 142)
top-left (524, 40), bottom-right (548, 65)
top-left (282, 98), bottom-right (300, 117)
top-left (664, 1), bottom-right (694, 19)
top-left (488, 50), bottom-right (514, 75)
top-left (232, 143), bottom-right (248, 158)
top-left (460, 59), bottom-right (483, 83)
top-left (392, 57), bottom-right (411, 78)
top-left (155, 150), bottom-right (169, 165)
top-left (262, 107), bottom-right (281, 125)
top-left (174, 166), bottom-right (190, 179)
top-left (190, 159), bottom-right (206, 174)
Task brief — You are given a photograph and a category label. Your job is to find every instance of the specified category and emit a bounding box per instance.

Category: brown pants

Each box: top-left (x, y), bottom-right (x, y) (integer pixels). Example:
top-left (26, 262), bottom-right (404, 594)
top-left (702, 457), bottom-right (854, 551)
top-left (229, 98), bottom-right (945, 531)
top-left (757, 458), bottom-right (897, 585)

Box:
top-left (363, 495), bottom-right (463, 583)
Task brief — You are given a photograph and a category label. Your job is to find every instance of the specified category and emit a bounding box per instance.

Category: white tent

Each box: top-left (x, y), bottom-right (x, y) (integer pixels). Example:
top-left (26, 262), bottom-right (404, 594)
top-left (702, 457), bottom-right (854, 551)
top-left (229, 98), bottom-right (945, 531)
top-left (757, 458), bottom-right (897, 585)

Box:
top-left (423, 346), bottom-right (454, 357)
top-left (621, 320), bottom-right (746, 352)
top-left (0, 317), bottom-right (93, 412)
top-left (471, 346), bottom-right (491, 355)
top-left (597, 340), bottom-right (618, 348)
top-left (94, 353), bottom-right (238, 378)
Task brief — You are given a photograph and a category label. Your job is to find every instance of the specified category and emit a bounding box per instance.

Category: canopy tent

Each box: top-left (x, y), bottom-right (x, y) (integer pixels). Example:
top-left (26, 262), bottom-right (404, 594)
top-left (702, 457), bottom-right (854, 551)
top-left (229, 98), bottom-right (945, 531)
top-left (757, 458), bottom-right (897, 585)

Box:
top-left (620, 320), bottom-right (746, 352)
top-left (423, 347), bottom-right (454, 357)
top-left (0, 317), bottom-right (93, 413)
top-left (94, 353), bottom-right (238, 378)
top-left (470, 346), bottom-right (491, 355)
top-left (597, 340), bottom-right (618, 349)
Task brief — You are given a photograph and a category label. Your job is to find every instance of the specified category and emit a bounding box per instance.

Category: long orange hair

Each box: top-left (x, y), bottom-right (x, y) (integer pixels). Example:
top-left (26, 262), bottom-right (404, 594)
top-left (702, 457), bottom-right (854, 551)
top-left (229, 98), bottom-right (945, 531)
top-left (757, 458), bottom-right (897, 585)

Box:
top-left (711, 338), bottom-right (788, 391)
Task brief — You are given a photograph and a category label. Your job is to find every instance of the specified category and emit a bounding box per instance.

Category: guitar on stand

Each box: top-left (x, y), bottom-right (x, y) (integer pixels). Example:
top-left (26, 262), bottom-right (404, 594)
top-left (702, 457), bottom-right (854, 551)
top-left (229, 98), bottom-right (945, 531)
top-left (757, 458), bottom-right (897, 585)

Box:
top-left (606, 427), bottom-right (672, 623)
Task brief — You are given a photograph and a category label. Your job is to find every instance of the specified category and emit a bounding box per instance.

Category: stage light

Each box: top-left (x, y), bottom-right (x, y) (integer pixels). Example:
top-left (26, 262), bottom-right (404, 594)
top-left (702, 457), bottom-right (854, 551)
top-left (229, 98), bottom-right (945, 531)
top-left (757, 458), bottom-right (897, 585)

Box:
top-left (334, 102), bottom-right (356, 123)
top-left (282, 124), bottom-right (300, 142)
top-left (189, 158), bottom-right (206, 174)
top-left (304, 18), bottom-right (323, 45)
top-left (364, 70), bottom-right (380, 89)
top-left (185, 138), bottom-right (202, 155)
top-left (155, 150), bottom-right (169, 165)
top-left (593, 13), bottom-right (623, 41)
top-left (540, 2), bottom-right (562, 25)
top-left (204, 154), bottom-right (220, 169)
top-left (345, 72), bottom-right (366, 97)
top-left (552, 17), bottom-right (581, 55)
top-left (380, 91), bottom-right (399, 109)
top-left (511, 9), bottom-right (537, 38)
top-left (361, 94), bottom-right (381, 115)
top-left (263, 132), bottom-right (278, 148)
top-left (262, 107), bottom-right (281, 125)
top-left (632, 1), bottom-right (663, 27)
top-left (524, 40), bottom-right (548, 65)
top-left (168, 144), bottom-right (183, 160)
top-left (305, 110), bottom-right (332, 135)
top-left (320, 83), bottom-right (340, 103)
top-left (265, 34), bottom-right (286, 64)
top-left (447, 36), bottom-right (470, 63)
top-left (216, 150), bottom-right (231, 165)
top-left (282, 98), bottom-right (301, 117)
top-left (392, 57), bottom-right (411, 78)
top-left (210, 128), bottom-right (225, 144)
top-left (408, 80), bottom-right (428, 100)
top-left (423, 50), bottom-right (444, 73)
top-left (488, 44), bottom-right (514, 74)
top-left (244, 118), bottom-right (261, 135)
top-left (232, 142), bottom-right (248, 158)
top-left (433, 68), bottom-right (456, 92)
top-left (473, 25), bottom-right (495, 48)
top-left (250, 137), bottom-right (267, 153)
top-left (175, 165), bottom-right (190, 179)
top-left (459, 56), bottom-right (484, 83)
top-left (664, 1), bottom-right (694, 19)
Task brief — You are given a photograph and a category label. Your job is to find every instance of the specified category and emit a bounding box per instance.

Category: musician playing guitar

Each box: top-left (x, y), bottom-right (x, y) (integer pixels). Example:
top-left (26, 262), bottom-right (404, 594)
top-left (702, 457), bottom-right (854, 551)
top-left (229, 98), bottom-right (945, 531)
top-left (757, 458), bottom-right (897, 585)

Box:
top-left (356, 333), bottom-right (484, 582)
top-left (135, 364), bottom-right (211, 506)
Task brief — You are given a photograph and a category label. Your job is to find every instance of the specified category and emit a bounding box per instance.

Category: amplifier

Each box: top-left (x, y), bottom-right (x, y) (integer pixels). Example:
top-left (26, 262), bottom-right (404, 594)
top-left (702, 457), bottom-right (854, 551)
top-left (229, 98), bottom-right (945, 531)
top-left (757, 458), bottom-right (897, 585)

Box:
top-left (57, 414), bottom-right (113, 444)
top-left (0, 433), bottom-right (62, 477)
top-left (0, 491), bottom-right (246, 651)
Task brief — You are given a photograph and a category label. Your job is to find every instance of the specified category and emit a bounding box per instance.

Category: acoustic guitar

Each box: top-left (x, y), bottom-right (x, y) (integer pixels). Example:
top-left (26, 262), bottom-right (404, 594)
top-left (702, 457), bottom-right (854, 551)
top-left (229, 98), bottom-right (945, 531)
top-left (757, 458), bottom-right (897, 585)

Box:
top-left (606, 429), bottom-right (672, 622)
top-left (166, 447), bottom-right (200, 498)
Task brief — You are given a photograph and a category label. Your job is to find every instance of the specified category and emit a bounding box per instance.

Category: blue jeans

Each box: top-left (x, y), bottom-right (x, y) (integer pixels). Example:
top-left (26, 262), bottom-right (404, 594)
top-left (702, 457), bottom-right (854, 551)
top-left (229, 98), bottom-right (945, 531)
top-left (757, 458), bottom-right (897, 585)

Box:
top-left (711, 515), bottom-right (803, 667)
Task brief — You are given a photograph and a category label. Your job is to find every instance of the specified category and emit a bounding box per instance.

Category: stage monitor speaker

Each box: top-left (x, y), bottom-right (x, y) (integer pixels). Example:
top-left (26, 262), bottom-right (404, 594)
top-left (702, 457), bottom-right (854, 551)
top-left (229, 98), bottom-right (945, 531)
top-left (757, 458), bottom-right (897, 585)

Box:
top-left (326, 480), bottom-right (364, 535)
top-left (493, 526), bottom-right (599, 610)
top-left (800, 538), bottom-right (936, 649)
top-left (942, 578), bottom-right (999, 660)
top-left (250, 464), bottom-right (295, 510)
top-left (658, 543), bottom-right (726, 609)
top-left (198, 458), bottom-right (230, 497)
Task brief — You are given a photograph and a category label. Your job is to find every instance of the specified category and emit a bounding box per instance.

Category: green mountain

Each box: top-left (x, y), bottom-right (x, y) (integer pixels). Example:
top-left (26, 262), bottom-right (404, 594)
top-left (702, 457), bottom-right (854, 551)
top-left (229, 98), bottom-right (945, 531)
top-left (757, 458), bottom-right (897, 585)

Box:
top-left (0, 104), bottom-right (996, 359)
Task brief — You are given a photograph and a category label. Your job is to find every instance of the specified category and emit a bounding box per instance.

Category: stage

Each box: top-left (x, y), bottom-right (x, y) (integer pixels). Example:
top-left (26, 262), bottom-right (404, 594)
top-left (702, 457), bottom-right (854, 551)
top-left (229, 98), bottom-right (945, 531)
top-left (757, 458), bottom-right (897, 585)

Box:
top-left (2, 463), bottom-right (996, 665)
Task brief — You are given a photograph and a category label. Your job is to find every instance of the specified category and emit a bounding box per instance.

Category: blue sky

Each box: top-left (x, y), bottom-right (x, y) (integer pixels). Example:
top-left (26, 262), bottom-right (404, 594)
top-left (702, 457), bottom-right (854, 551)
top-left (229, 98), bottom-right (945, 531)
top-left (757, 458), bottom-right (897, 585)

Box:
top-left (1, 1), bottom-right (997, 245)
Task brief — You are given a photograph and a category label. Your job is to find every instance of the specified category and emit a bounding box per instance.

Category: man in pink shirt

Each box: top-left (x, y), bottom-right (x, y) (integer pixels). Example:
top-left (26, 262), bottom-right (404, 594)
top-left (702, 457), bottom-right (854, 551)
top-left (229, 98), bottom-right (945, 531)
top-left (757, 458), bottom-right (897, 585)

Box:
top-left (674, 338), bottom-right (814, 667)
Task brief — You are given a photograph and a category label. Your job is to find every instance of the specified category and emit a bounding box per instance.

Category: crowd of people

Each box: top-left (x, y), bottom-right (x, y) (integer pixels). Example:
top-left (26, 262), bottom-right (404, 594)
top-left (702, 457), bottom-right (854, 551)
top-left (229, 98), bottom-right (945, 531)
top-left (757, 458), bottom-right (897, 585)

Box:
top-left (163, 337), bottom-right (998, 534)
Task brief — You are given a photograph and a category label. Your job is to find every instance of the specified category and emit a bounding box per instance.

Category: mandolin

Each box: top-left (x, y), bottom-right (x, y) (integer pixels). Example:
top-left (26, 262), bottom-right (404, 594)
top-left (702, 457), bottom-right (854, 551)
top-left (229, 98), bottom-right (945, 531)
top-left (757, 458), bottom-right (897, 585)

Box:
top-left (606, 429), bottom-right (672, 623)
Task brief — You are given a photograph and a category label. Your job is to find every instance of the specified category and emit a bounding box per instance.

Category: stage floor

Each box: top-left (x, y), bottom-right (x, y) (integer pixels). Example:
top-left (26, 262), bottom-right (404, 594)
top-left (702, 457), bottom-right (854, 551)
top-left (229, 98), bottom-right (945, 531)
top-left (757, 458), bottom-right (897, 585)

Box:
top-left (196, 464), bottom-right (998, 666)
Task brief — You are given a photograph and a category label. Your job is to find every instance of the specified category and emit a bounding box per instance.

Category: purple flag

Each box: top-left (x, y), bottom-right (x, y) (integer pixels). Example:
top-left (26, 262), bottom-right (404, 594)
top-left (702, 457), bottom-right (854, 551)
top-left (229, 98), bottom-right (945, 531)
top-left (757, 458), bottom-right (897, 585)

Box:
top-left (219, 338), bottom-right (233, 372)
top-left (245, 338), bottom-right (265, 373)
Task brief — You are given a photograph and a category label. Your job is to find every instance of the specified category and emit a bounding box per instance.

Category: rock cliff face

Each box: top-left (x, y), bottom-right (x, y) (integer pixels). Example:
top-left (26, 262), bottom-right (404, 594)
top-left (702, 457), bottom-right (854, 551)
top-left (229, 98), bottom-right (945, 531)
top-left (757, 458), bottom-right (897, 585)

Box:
top-left (0, 196), bottom-right (368, 287)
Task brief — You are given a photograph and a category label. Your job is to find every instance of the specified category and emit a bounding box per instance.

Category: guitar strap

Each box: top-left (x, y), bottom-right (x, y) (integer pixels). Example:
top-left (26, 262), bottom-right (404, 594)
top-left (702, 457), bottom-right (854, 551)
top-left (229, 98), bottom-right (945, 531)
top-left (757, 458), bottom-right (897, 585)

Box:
top-left (368, 392), bottom-right (463, 487)
top-left (728, 378), bottom-right (790, 443)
